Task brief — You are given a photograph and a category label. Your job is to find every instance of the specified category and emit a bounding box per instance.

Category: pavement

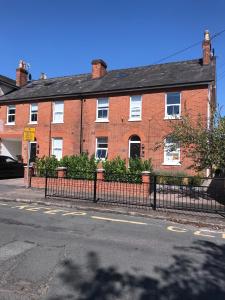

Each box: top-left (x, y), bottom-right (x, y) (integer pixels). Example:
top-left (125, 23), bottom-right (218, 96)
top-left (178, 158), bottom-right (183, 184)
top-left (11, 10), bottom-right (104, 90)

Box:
top-left (0, 178), bottom-right (224, 229)
top-left (0, 199), bottom-right (224, 299)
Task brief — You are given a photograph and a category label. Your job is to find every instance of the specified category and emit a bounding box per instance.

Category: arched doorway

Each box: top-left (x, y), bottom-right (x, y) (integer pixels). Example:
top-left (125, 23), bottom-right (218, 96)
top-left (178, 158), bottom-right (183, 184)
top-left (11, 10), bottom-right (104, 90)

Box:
top-left (129, 135), bottom-right (141, 159)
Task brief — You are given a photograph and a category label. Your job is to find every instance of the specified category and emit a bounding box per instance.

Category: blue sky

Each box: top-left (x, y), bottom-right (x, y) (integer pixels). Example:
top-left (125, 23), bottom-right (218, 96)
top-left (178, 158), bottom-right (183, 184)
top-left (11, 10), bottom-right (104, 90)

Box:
top-left (1, 0), bottom-right (225, 113)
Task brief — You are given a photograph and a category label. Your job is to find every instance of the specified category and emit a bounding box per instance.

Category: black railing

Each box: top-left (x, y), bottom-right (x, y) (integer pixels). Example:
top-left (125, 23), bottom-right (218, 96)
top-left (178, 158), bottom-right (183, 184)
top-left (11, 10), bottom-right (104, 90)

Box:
top-left (43, 171), bottom-right (225, 214)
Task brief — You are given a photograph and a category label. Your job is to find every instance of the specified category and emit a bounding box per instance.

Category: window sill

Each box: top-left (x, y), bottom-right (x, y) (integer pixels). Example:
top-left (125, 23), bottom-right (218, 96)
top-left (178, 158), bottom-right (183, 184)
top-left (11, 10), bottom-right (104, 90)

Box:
top-left (162, 162), bottom-right (181, 166)
top-left (128, 118), bottom-right (142, 122)
top-left (52, 121), bottom-right (64, 124)
top-left (164, 116), bottom-right (181, 120)
top-left (5, 123), bottom-right (15, 126)
top-left (28, 122), bottom-right (38, 125)
top-left (95, 119), bottom-right (109, 123)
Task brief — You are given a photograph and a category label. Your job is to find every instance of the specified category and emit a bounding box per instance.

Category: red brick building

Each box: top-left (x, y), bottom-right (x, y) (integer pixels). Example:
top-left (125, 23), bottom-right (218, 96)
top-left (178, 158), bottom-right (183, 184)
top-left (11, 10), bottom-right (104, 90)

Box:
top-left (0, 31), bottom-right (216, 174)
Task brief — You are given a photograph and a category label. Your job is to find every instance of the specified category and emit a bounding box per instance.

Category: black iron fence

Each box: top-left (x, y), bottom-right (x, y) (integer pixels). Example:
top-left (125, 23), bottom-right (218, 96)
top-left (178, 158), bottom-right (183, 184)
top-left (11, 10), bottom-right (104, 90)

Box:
top-left (44, 171), bottom-right (225, 214)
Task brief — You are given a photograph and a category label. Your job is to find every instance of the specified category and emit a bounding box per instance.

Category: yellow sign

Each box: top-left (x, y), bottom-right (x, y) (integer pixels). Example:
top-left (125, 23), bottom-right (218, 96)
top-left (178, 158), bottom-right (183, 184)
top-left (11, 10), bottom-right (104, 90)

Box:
top-left (23, 127), bottom-right (35, 142)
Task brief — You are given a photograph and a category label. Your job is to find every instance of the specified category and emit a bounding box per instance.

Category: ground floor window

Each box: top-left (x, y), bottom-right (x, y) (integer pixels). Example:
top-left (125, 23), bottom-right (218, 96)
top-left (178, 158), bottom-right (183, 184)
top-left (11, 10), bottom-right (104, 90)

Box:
top-left (52, 138), bottom-right (63, 160)
top-left (129, 135), bottom-right (141, 159)
top-left (164, 137), bottom-right (180, 165)
top-left (96, 137), bottom-right (108, 160)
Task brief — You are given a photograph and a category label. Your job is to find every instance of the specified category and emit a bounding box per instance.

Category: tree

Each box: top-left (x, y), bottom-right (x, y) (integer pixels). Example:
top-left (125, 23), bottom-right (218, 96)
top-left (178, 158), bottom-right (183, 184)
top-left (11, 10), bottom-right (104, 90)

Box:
top-left (156, 111), bottom-right (225, 175)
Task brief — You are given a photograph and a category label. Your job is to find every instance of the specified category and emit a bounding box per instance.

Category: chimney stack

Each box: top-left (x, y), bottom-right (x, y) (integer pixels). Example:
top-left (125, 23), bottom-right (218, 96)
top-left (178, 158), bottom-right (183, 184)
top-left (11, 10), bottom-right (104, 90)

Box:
top-left (91, 59), bottom-right (107, 79)
top-left (202, 30), bottom-right (212, 65)
top-left (16, 60), bottom-right (28, 87)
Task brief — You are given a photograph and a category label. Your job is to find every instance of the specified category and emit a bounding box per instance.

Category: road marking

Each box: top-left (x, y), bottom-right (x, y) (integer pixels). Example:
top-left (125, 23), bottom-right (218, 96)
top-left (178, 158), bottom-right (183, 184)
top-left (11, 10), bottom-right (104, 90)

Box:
top-left (91, 216), bottom-right (147, 225)
top-left (11, 205), bottom-right (31, 209)
top-left (194, 230), bottom-right (216, 238)
top-left (167, 226), bottom-right (187, 233)
top-left (43, 209), bottom-right (67, 215)
top-left (0, 203), bottom-right (8, 206)
top-left (26, 206), bottom-right (49, 212)
top-left (62, 211), bottom-right (87, 216)
top-left (223, 233), bottom-right (225, 239)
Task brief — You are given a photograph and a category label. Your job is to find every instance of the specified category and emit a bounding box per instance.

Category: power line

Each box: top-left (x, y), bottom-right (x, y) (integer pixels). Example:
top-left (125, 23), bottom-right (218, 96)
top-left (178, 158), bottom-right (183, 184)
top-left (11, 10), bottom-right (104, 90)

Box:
top-left (154, 29), bottom-right (225, 65)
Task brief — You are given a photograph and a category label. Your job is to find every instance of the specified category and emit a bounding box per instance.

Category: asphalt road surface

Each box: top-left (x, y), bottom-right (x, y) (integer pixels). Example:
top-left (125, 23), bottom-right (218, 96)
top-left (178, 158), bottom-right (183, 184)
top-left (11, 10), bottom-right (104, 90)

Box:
top-left (0, 201), bottom-right (224, 300)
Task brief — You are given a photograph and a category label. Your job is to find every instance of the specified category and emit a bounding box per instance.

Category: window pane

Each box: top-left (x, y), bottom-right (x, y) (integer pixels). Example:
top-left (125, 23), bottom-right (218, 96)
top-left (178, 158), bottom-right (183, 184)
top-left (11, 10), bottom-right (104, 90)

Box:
top-left (167, 93), bottom-right (180, 105)
top-left (8, 115), bottom-right (15, 123)
top-left (55, 101), bottom-right (64, 112)
top-left (98, 109), bottom-right (108, 119)
top-left (98, 98), bottom-right (108, 108)
top-left (96, 149), bottom-right (107, 159)
top-left (31, 113), bottom-right (37, 122)
top-left (31, 104), bottom-right (38, 112)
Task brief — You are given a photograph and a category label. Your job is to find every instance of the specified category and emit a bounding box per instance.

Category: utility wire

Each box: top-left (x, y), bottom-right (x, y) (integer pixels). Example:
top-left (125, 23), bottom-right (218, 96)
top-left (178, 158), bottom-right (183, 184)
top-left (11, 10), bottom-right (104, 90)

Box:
top-left (154, 28), bottom-right (225, 64)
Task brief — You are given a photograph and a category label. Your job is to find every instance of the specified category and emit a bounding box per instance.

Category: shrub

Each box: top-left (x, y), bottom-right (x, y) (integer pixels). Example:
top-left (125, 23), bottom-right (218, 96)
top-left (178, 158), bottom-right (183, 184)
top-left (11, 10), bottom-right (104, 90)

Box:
top-left (60, 154), bottom-right (97, 179)
top-left (36, 156), bottom-right (59, 177)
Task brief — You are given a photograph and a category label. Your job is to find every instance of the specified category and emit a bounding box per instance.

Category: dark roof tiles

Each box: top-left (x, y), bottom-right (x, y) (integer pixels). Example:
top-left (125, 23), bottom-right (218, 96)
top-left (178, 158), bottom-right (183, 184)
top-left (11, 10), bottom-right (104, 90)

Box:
top-left (0, 58), bottom-right (215, 102)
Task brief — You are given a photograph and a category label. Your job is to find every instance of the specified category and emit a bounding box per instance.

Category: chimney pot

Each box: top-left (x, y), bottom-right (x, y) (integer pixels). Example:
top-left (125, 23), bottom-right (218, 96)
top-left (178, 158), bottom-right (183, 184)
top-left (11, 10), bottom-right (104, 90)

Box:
top-left (91, 59), bottom-right (107, 79)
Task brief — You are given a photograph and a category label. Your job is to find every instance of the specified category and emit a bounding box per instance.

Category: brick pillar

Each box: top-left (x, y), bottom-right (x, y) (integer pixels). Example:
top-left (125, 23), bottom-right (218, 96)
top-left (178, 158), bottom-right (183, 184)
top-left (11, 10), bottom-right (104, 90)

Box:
top-left (24, 166), bottom-right (34, 187)
top-left (141, 171), bottom-right (151, 196)
top-left (56, 167), bottom-right (67, 178)
top-left (97, 169), bottom-right (105, 180)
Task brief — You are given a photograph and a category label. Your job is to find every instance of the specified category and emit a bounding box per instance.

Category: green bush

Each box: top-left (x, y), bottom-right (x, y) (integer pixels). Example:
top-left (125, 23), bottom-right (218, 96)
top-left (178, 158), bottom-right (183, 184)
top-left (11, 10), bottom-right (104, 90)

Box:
top-left (36, 156), bottom-right (59, 177)
top-left (103, 157), bottom-right (153, 183)
top-left (60, 154), bottom-right (97, 179)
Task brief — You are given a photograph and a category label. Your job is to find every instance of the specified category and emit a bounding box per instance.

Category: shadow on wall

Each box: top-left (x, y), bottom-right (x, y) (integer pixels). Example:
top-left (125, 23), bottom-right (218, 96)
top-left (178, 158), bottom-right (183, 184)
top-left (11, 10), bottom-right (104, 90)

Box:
top-left (48, 240), bottom-right (225, 300)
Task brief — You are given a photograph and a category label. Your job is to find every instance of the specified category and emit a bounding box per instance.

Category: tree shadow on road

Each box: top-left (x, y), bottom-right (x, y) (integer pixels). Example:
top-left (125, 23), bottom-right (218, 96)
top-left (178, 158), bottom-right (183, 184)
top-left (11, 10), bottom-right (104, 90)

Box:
top-left (48, 240), bottom-right (225, 300)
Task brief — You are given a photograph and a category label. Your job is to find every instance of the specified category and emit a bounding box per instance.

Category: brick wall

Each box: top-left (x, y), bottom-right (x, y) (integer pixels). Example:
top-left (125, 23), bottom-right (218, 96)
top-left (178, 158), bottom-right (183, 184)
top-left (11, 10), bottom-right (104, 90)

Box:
top-left (0, 86), bottom-right (208, 174)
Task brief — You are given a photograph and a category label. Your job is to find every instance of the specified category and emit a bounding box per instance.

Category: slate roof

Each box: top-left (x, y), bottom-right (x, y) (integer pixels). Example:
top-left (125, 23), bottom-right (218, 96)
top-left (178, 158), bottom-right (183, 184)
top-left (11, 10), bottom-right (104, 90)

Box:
top-left (0, 75), bottom-right (17, 87)
top-left (0, 58), bottom-right (215, 102)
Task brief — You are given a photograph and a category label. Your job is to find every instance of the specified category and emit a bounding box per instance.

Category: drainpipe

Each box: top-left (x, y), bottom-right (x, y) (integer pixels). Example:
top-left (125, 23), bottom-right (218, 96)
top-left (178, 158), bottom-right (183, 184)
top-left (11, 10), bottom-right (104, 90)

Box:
top-left (80, 98), bottom-right (84, 154)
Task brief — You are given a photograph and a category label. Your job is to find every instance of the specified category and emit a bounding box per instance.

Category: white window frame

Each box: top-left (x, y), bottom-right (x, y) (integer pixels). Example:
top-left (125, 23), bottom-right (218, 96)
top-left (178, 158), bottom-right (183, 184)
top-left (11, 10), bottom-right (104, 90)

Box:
top-left (95, 137), bottom-right (108, 160)
top-left (52, 138), bottom-right (63, 160)
top-left (96, 98), bottom-right (109, 122)
top-left (29, 103), bottom-right (38, 124)
top-left (53, 101), bottom-right (64, 123)
top-left (165, 92), bottom-right (181, 119)
top-left (163, 138), bottom-right (181, 166)
top-left (129, 95), bottom-right (142, 121)
top-left (6, 105), bottom-right (16, 125)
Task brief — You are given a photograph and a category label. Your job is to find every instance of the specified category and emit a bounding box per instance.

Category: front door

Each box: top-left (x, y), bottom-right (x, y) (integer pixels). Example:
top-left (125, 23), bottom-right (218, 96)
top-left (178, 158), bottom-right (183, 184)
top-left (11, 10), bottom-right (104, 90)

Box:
top-left (29, 142), bottom-right (37, 163)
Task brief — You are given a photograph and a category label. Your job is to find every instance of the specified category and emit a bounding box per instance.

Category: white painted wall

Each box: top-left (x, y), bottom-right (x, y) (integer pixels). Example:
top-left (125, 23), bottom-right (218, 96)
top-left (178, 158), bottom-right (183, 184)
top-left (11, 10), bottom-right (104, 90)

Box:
top-left (0, 139), bottom-right (22, 160)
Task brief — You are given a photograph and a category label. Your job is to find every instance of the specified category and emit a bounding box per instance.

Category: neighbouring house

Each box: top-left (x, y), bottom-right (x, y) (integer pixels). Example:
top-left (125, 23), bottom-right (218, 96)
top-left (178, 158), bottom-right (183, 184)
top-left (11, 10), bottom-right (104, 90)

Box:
top-left (0, 73), bottom-right (20, 160)
top-left (0, 31), bottom-right (216, 173)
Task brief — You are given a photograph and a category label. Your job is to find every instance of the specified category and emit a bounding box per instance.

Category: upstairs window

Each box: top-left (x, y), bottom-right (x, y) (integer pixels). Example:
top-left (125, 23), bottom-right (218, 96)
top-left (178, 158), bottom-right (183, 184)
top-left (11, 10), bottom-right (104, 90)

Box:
top-left (53, 101), bottom-right (64, 123)
top-left (7, 105), bottom-right (16, 124)
top-left (165, 92), bottom-right (181, 119)
top-left (129, 95), bottom-right (142, 120)
top-left (96, 137), bottom-right (108, 160)
top-left (52, 138), bottom-right (63, 160)
top-left (96, 98), bottom-right (109, 121)
top-left (164, 137), bottom-right (180, 165)
top-left (30, 103), bottom-right (38, 123)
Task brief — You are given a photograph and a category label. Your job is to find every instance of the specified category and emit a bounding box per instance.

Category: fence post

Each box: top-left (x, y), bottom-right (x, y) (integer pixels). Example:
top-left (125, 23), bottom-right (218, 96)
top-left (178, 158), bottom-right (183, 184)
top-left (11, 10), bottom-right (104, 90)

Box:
top-left (153, 175), bottom-right (157, 210)
top-left (93, 171), bottom-right (97, 203)
top-left (44, 169), bottom-right (48, 198)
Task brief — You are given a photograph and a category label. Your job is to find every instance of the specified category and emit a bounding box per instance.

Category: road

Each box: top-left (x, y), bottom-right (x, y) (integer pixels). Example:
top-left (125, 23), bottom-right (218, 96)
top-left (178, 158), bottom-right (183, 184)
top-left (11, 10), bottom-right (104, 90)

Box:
top-left (0, 201), bottom-right (224, 300)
